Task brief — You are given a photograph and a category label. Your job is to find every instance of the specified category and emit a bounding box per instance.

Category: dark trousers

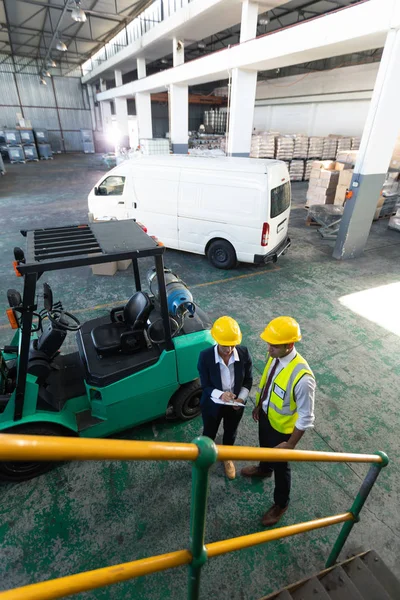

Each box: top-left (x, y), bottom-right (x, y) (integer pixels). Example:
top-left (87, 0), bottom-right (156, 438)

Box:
top-left (258, 408), bottom-right (291, 508)
top-left (202, 404), bottom-right (244, 445)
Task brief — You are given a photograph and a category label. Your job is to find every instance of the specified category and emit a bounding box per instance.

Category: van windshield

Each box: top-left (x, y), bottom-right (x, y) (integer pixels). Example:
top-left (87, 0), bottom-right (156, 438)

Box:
top-left (270, 182), bottom-right (291, 218)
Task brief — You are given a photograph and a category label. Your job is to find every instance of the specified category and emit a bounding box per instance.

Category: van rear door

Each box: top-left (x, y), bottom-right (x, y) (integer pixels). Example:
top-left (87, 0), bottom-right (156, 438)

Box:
top-left (264, 167), bottom-right (291, 251)
top-left (131, 164), bottom-right (179, 249)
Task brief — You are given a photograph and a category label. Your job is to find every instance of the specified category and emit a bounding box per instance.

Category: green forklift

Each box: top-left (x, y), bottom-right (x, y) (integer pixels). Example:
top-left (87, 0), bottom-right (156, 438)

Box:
top-left (0, 220), bottom-right (214, 481)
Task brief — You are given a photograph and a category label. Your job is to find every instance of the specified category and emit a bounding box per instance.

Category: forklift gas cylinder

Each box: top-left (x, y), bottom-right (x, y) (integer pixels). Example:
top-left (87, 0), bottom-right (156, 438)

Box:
top-left (147, 268), bottom-right (195, 318)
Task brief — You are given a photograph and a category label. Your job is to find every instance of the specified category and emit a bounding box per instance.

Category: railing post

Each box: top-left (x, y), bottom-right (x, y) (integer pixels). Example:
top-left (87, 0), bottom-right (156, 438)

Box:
top-left (326, 451), bottom-right (389, 568)
top-left (188, 436), bottom-right (218, 600)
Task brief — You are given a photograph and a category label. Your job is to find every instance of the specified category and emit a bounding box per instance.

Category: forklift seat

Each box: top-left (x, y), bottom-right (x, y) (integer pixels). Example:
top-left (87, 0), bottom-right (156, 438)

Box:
top-left (91, 292), bottom-right (153, 355)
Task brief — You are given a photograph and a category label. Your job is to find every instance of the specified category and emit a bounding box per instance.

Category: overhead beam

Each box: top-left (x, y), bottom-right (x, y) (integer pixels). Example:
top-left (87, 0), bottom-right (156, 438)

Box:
top-left (96, 0), bottom-right (397, 101)
top-left (11, 0), bottom-right (124, 23)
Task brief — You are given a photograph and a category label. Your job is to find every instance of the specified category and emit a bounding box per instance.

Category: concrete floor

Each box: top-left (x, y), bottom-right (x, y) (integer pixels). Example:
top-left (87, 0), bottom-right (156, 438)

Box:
top-left (0, 154), bottom-right (399, 599)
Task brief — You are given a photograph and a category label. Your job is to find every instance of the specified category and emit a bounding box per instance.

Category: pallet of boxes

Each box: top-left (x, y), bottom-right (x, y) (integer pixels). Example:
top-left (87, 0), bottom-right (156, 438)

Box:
top-left (306, 160), bottom-right (352, 208)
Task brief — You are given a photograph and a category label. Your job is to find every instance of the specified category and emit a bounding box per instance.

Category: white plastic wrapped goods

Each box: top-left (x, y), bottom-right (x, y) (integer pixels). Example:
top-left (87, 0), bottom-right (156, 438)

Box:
top-left (276, 135), bottom-right (294, 160)
top-left (308, 137), bottom-right (324, 158)
top-left (289, 160), bottom-right (304, 181)
top-left (336, 137), bottom-right (352, 155)
top-left (304, 160), bottom-right (314, 181)
top-left (250, 132), bottom-right (276, 158)
top-left (322, 137), bottom-right (338, 160)
top-left (293, 135), bottom-right (309, 159)
top-left (351, 136), bottom-right (361, 150)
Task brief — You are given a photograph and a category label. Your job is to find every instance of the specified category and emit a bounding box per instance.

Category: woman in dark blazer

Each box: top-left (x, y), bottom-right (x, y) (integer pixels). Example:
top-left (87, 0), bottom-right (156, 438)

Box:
top-left (197, 316), bottom-right (253, 479)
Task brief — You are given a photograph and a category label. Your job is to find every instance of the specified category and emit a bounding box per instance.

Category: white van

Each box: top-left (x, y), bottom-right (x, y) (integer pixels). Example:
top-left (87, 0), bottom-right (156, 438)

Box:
top-left (88, 155), bottom-right (291, 269)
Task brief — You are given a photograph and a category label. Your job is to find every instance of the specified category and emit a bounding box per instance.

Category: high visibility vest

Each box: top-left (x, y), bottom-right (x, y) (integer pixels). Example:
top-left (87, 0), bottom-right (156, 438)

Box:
top-left (255, 352), bottom-right (314, 434)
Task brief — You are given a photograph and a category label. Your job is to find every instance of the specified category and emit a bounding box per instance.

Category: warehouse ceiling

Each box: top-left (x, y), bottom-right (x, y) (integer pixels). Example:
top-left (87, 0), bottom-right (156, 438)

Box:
top-left (0, 0), bottom-right (151, 70)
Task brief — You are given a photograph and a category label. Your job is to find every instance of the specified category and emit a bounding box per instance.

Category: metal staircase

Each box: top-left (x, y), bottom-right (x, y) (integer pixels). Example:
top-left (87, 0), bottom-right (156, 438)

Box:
top-left (263, 551), bottom-right (400, 600)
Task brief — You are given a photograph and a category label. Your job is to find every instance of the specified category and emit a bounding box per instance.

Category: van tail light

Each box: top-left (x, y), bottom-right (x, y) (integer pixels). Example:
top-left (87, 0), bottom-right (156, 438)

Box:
top-left (6, 308), bottom-right (19, 329)
top-left (137, 221), bottom-right (147, 233)
top-left (261, 223), bottom-right (270, 247)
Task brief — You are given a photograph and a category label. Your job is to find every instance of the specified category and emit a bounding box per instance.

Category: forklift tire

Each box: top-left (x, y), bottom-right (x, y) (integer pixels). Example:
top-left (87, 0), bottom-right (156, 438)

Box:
top-left (207, 240), bottom-right (237, 270)
top-left (170, 380), bottom-right (202, 421)
top-left (0, 422), bottom-right (74, 482)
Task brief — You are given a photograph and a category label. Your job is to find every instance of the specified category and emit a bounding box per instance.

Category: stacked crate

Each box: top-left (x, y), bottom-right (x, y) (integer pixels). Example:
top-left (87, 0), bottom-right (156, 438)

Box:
top-left (20, 129), bottom-right (38, 162)
top-left (34, 129), bottom-right (53, 160)
top-left (5, 130), bottom-right (25, 164)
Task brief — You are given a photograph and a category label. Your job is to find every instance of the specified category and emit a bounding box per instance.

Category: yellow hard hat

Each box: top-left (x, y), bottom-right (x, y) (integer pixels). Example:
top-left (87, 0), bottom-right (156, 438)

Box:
top-left (260, 316), bottom-right (301, 345)
top-left (211, 316), bottom-right (242, 346)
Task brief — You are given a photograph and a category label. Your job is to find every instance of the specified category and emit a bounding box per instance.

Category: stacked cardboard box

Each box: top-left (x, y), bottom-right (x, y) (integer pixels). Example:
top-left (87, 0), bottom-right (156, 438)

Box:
top-left (306, 160), bottom-right (343, 207)
top-left (334, 168), bottom-right (353, 205)
top-left (306, 160), bottom-right (339, 207)
top-left (276, 135), bottom-right (294, 160)
top-left (307, 137), bottom-right (324, 159)
top-left (293, 135), bottom-right (309, 159)
top-left (322, 137), bottom-right (338, 160)
top-left (289, 160), bottom-right (304, 181)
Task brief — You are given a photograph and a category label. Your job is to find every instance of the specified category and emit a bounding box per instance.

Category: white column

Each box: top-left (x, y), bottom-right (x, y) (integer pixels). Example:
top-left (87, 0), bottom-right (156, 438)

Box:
top-left (115, 69), bottom-right (123, 87)
top-left (240, 0), bottom-right (259, 43)
top-left (137, 57), bottom-right (147, 79)
top-left (333, 28), bottom-right (400, 259)
top-left (99, 78), bottom-right (112, 134)
top-left (87, 84), bottom-right (97, 130)
top-left (227, 68), bottom-right (257, 157)
top-left (173, 37), bottom-right (185, 66)
top-left (169, 84), bottom-right (188, 154)
top-left (135, 58), bottom-right (153, 141)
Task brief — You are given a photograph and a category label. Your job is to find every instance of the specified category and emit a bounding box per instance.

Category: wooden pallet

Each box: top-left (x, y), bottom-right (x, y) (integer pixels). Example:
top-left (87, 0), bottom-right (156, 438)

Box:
top-left (305, 216), bottom-right (320, 227)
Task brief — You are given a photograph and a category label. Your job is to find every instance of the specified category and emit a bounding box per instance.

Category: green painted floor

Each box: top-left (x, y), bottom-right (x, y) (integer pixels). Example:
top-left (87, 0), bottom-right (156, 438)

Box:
top-left (0, 154), bottom-right (399, 599)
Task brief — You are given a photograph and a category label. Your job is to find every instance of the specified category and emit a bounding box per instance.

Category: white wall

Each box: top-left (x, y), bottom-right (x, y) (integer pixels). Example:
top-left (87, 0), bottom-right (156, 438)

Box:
top-left (253, 63), bottom-right (379, 136)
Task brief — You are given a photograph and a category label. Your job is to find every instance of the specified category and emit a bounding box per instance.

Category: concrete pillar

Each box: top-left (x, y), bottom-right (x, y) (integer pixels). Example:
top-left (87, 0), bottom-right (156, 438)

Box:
top-left (173, 37), bottom-right (185, 66)
top-left (137, 57), bottom-right (146, 79)
top-left (136, 93), bottom-right (153, 140)
top-left (169, 84), bottom-right (188, 154)
top-left (135, 57), bottom-right (153, 141)
top-left (240, 0), bottom-right (259, 43)
top-left (87, 84), bottom-right (97, 130)
top-left (115, 69), bottom-right (123, 87)
top-left (333, 28), bottom-right (400, 260)
top-left (99, 78), bottom-right (112, 134)
top-left (227, 68), bottom-right (257, 157)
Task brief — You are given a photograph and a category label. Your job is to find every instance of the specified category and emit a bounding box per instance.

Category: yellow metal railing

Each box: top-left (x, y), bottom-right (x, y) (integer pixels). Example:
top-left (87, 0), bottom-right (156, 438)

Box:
top-left (0, 434), bottom-right (388, 600)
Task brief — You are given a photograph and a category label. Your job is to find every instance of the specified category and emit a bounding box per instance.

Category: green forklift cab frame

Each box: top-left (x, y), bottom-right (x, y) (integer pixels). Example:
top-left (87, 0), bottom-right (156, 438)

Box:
top-left (12, 220), bottom-right (177, 423)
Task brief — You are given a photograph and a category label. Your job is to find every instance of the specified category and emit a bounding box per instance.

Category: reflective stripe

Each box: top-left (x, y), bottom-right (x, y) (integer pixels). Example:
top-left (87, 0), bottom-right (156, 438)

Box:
top-left (268, 400), bottom-right (296, 416)
top-left (283, 363), bottom-right (312, 407)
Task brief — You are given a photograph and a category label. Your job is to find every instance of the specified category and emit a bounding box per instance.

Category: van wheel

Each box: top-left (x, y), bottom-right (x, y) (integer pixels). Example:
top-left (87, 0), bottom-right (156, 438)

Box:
top-left (207, 240), bottom-right (237, 270)
top-left (170, 380), bottom-right (202, 421)
top-left (0, 422), bottom-right (73, 482)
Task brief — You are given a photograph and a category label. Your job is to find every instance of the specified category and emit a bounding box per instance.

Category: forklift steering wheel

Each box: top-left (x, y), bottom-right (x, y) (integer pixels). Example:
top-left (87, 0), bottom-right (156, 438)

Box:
top-left (47, 310), bottom-right (81, 332)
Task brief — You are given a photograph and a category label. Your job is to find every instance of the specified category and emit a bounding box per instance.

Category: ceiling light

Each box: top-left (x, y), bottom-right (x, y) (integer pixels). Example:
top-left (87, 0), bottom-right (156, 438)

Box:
top-left (41, 69), bottom-right (51, 77)
top-left (40, 76), bottom-right (47, 86)
top-left (47, 58), bottom-right (57, 68)
top-left (259, 17), bottom-right (269, 25)
top-left (56, 39), bottom-right (67, 52)
top-left (197, 42), bottom-right (206, 50)
top-left (71, 1), bottom-right (87, 23)
top-left (161, 58), bottom-right (168, 64)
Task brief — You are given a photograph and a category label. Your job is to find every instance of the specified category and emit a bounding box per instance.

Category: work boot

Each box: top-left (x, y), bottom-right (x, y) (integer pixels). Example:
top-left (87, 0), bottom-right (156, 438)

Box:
top-left (224, 460), bottom-right (236, 480)
top-left (261, 504), bottom-right (288, 527)
top-left (241, 465), bottom-right (273, 478)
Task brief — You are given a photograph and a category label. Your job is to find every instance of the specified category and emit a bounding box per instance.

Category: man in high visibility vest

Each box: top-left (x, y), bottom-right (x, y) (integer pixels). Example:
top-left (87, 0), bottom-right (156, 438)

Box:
top-left (241, 316), bottom-right (316, 527)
